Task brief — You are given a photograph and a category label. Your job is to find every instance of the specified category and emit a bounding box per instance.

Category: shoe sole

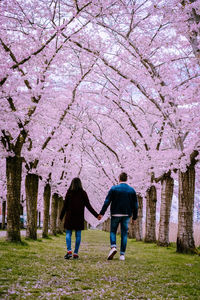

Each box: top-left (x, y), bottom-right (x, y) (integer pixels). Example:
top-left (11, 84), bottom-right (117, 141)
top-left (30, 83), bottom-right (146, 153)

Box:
top-left (107, 249), bottom-right (117, 260)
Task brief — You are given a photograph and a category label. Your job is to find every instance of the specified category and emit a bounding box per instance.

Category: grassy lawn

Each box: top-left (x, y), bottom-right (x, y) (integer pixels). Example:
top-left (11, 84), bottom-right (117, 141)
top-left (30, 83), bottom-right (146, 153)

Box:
top-left (0, 230), bottom-right (200, 299)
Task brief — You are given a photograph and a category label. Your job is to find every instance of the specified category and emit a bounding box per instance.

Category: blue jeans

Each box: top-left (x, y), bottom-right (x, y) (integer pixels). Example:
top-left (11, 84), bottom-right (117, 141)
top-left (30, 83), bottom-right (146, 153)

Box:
top-left (66, 230), bottom-right (81, 254)
top-left (110, 216), bottom-right (130, 255)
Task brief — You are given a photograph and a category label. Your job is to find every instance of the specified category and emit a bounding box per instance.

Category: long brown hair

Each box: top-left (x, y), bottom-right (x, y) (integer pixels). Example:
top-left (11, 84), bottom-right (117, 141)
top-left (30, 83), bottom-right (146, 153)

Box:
top-left (69, 177), bottom-right (83, 191)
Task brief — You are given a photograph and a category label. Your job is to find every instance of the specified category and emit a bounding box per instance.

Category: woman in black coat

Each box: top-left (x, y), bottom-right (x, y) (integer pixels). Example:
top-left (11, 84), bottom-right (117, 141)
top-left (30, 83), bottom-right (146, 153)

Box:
top-left (60, 177), bottom-right (99, 259)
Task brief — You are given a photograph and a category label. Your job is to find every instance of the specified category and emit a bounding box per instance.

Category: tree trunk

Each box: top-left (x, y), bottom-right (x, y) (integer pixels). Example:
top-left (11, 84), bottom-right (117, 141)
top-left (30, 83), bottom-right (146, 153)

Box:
top-left (102, 218), bottom-right (110, 232)
top-left (25, 174), bottom-right (39, 240)
top-left (135, 195), bottom-right (143, 241)
top-left (50, 193), bottom-right (59, 235)
top-left (6, 156), bottom-right (22, 242)
top-left (84, 220), bottom-right (88, 230)
top-left (2, 201), bottom-right (6, 229)
top-left (145, 185), bottom-right (157, 243)
top-left (128, 195), bottom-right (143, 240)
top-left (181, 0), bottom-right (200, 63)
top-left (102, 220), bottom-right (106, 231)
top-left (56, 196), bottom-right (64, 234)
top-left (38, 211), bottom-right (41, 228)
top-left (158, 174), bottom-right (174, 246)
top-left (106, 218), bottom-right (110, 232)
top-left (42, 183), bottom-right (51, 238)
top-left (177, 164), bottom-right (195, 253)
top-left (128, 218), bottom-right (135, 238)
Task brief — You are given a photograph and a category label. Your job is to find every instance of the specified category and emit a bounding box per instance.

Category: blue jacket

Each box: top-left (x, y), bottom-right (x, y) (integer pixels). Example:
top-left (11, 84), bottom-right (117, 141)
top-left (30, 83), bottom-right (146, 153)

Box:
top-left (100, 183), bottom-right (138, 220)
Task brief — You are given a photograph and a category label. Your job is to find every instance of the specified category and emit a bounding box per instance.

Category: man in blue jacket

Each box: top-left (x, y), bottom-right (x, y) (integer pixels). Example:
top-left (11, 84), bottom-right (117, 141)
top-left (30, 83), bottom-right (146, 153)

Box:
top-left (98, 172), bottom-right (138, 261)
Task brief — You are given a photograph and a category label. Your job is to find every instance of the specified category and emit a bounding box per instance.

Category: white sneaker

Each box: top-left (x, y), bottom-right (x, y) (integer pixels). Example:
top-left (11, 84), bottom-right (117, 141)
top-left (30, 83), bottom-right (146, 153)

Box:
top-left (119, 255), bottom-right (125, 261)
top-left (107, 247), bottom-right (117, 260)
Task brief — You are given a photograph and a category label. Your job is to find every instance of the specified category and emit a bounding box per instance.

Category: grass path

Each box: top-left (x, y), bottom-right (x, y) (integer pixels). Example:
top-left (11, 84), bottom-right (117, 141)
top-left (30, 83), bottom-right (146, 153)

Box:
top-left (0, 230), bottom-right (200, 299)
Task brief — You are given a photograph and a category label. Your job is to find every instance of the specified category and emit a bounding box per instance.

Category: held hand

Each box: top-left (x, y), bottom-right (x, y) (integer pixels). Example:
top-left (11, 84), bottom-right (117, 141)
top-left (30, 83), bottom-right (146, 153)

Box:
top-left (97, 214), bottom-right (102, 220)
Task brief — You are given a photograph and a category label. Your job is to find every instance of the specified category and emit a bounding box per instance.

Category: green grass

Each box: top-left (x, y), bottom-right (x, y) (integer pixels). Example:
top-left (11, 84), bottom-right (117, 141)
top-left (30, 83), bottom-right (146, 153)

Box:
top-left (0, 230), bottom-right (200, 299)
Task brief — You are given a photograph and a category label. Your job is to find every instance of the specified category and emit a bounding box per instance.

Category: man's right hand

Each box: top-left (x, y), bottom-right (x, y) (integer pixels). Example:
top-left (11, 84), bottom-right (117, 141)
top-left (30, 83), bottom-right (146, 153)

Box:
top-left (97, 214), bottom-right (102, 220)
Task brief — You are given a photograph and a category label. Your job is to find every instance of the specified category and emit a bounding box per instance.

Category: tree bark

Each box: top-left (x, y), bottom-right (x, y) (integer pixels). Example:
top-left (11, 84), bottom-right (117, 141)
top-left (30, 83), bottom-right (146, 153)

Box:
top-left (135, 195), bottom-right (143, 241)
top-left (106, 218), bottom-right (110, 232)
top-left (25, 173), bottom-right (39, 240)
top-left (128, 195), bottom-right (143, 240)
top-left (145, 185), bottom-right (157, 243)
top-left (6, 156), bottom-right (22, 242)
top-left (181, 0), bottom-right (200, 62)
top-left (102, 220), bottom-right (106, 231)
top-left (102, 218), bottom-right (110, 232)
top-left (50, 193), bottom-right (59, 235)
top-left (38, 211), bottom-right (41, 228)
top-left (84, 220), bottom-right (88, 230)
top-left (158, 174), bottom-right (174, 246)
top-left (56, 196), bottom-right (64, 234)
top-left (42, 183), bottom-right (51, 238)
top-left (2, 201), bottom-right (6, 229)
top-left (128, 218), bottom-right (136, 238)
top-left (177, 164), bottom-right (196, 253)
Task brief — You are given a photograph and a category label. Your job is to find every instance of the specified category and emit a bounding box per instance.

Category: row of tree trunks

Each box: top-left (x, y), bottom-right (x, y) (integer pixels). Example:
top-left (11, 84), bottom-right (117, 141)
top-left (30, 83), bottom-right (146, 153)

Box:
top-left (4, 153), bottom-right (197, 253)
top-left (130, 180), bottom-right (172, 245)
top-left (5, 155), bottom-right (64, 241)
top-left (128, 167), bottom-right (196, 254)
top-left (25, 174), bottom-right (39, 240)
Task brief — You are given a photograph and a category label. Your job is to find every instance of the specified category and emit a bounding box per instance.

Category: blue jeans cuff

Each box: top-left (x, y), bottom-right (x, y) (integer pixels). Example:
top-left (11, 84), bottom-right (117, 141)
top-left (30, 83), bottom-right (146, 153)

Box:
top-left (111, 244), bottom-right (117, 248)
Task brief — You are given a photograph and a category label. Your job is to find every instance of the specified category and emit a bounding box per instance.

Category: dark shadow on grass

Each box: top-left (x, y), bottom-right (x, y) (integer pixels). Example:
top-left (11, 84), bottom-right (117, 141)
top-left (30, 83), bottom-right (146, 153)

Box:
top-left (164, 242), bottom-right (176, 250)
top-left (48, 233), bottom-right (65, 239)
top-left (20, 240), bottom-right (29, 246)
top-left (56, 233), bottom-right (65, 237)
top-left (42, 235), bottom-right (53, 240)
top-left (0, 239), bottom-right (29, 247)
top-left (25, 237), bottom-right (43, 243)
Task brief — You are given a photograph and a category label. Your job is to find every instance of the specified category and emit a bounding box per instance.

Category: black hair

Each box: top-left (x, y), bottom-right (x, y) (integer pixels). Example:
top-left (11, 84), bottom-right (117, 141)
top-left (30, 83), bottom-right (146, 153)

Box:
top-left (119, 172), bottom-right (128, 182)
top-left (69, 177), bottom-right (83, 191)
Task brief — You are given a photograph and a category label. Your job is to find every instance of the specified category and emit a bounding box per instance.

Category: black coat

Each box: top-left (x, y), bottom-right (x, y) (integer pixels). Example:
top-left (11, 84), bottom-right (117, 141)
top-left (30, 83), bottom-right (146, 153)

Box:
top-left (60, 189), bottom-right (98, 230)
